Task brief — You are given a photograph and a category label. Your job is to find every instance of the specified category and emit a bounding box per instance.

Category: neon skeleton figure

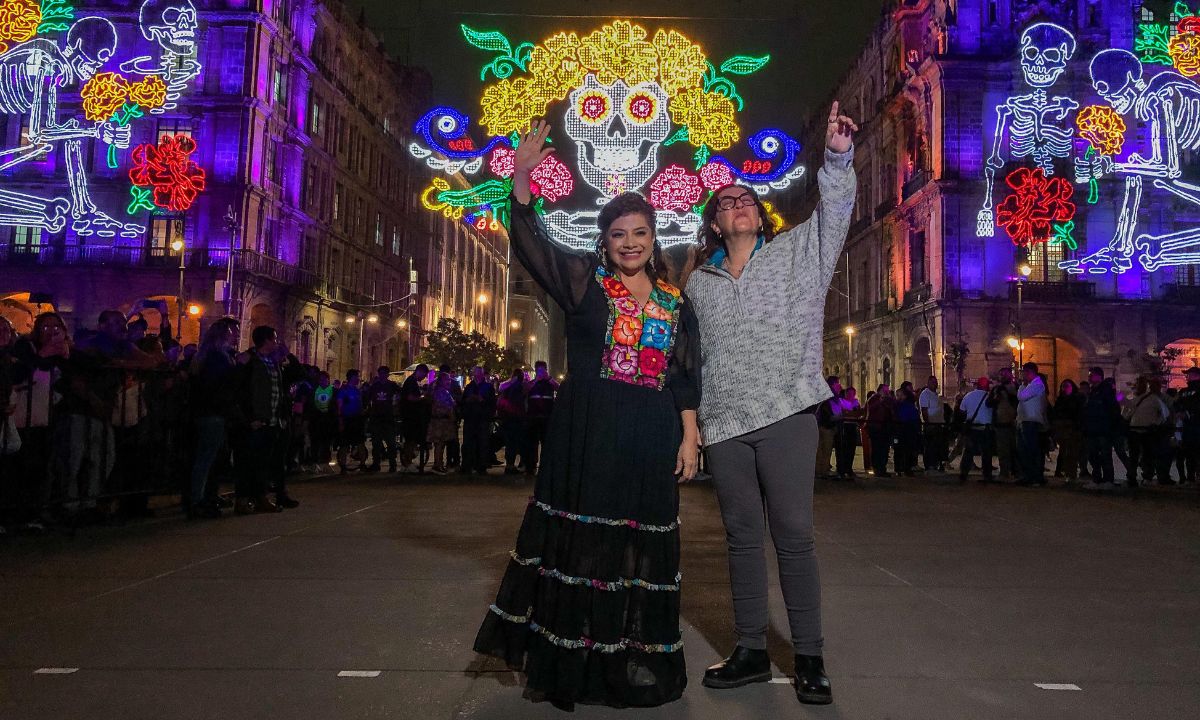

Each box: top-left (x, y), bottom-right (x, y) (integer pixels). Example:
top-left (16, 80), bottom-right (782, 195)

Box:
top-left (978, 23), bottom-right (1080, 238)
top-left (118, 0), bottom-right (199, 114)
top-left (1061, 48), bottom-right (1200, 273)
top-left (0, 16), bottom-right (143, 238)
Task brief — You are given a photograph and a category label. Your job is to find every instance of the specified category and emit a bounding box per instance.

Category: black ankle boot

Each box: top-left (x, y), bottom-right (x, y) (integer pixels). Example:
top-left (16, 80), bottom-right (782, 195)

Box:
top-left (702, 646), bottom-right (771, 689)
top-left (794, 654), bottom-right (832, 704)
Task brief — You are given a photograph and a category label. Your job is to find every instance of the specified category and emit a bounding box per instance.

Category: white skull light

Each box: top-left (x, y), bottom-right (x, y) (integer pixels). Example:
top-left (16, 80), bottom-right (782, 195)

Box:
top-left (1019, 23), bottom-right (1076, 88)
top-left (564, 74), bottom-right (670, 197)
top-left (139, 0), bottom-right (198, 56)
top-left (1090, 49), bottom-right (1143, 115)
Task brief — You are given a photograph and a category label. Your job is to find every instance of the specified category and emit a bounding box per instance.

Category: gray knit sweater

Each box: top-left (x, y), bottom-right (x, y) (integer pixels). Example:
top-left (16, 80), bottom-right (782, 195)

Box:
top-left (685, 148), bottom-right (856, 446)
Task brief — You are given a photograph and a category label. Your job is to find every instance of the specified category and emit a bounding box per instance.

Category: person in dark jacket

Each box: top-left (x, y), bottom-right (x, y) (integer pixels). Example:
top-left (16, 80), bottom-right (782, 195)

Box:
top-left (459, 366), bottom-right (496, 474)
top-left (1081, 368), bottom-right (1121, 490)
top-left (1176, 366), bottom-right (1200, 485)
top-left (365, 365), bottom-right (401, 473)
top-left (1050, 379), bottom-right (1085, 483)
top-left (233, 326), bottom-right (289, 514)
top-left (523, 360), bottom-right (558, 475)
top-left (865, 385), bottom-right (894, 476)
top-left (186, 317), bottom-right (240, 518)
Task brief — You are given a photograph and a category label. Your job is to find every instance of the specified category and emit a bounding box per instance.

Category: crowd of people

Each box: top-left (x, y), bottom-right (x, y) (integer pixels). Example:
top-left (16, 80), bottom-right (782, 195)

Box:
top-left (815, 363), bottom-right (1200, 489)
top-left (0, 309), bottom-right (561, 531)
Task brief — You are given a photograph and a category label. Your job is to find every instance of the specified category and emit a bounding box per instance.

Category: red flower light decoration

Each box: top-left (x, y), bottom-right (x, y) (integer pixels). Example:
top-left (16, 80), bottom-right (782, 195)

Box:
top-left (128, 134), bottom-right (207, 212)
top-left (995, 167), bottom-right (1075, 247)
top-left (529, 153), bottom-right (574, 202)
top-left (699, 161), bottom-right (735, 191)
top-left (649, 164), bottom-right (703, 211)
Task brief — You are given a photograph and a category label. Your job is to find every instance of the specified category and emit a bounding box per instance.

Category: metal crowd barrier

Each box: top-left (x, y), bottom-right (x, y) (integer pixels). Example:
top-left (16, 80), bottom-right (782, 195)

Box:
top-left (0, 367), bottom-right (190, 516)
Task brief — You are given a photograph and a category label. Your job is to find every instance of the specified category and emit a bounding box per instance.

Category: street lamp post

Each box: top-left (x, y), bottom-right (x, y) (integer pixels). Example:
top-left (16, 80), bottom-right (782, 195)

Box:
top-left (845, 325), bottom-right (855, 388)
top-left (222, 205), bottom-right (238, 317)
top-left (171, 231), bottom-right (185, 341)
top-left (1016, 262), bottom-right (1031, 366)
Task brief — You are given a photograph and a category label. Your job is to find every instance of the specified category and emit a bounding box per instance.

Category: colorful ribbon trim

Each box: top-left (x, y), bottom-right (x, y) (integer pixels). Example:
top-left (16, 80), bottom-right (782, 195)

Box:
top-left (486, 605), bottom-right (684, 654)
top-left (530, 498), bottom-right (680, 533)
top-left (508, 550), bottom-right (681, 591)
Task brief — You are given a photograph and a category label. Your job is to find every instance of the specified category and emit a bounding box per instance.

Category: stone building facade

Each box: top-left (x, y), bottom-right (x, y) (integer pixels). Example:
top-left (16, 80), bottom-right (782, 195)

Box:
top-left (0, 0), bottom-right (525, 376)
top-left (799, 0), bottom-right (1200, 398)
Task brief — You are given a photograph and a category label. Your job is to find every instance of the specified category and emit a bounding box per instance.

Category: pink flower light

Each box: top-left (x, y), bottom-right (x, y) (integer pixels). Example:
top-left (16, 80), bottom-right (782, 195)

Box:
top-left (699, 161), bottom-right (735, 191)
top-left (489, 146), bottom-right (516, 178)
top-left (529, 153), bottom-right (575, 202)
top-left (649, 164), bottom-right (703, 211)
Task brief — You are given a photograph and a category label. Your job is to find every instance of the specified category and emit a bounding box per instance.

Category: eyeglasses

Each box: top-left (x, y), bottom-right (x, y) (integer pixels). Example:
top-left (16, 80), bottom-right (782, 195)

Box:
top-left (716, 193), bottom-right (757, 211)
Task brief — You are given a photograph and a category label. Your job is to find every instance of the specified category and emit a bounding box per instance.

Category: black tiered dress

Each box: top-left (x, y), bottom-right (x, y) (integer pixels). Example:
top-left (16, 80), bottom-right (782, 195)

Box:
top-left (473, 198), bottom-right (700, 708)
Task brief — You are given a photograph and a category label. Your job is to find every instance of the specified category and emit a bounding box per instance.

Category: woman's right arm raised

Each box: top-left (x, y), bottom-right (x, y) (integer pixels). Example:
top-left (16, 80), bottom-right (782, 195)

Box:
top-left (508, 120), bottom-right (592, 313)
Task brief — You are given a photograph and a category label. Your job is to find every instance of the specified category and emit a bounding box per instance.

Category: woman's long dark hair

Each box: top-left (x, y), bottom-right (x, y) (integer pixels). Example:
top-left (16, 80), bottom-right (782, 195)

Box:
top-left (595, 192), bottom-right (667, 284)
top-left (698, 183), bottom-right (777, 262)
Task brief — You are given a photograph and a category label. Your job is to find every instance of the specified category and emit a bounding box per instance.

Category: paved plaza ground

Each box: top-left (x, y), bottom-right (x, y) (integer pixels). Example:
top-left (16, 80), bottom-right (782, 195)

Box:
top-left (1, 470), bottom-right (1197, 720)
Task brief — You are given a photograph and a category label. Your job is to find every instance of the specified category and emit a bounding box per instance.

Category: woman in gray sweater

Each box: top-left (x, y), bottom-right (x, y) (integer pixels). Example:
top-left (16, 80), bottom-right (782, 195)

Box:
top-left (687, 101), bottom-right (857, 705)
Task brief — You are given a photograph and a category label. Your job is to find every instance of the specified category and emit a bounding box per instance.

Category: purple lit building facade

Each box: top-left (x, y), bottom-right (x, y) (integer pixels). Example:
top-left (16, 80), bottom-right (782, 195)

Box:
top-left (803, 0), bottom-right (1200, 396)
top-left (0, 0), bottom-right (519, 375)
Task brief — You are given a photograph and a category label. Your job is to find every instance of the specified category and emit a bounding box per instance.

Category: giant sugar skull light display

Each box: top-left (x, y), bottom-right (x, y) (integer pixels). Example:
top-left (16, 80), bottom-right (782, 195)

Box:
top-left (409, 21), bottom-right (806, 249)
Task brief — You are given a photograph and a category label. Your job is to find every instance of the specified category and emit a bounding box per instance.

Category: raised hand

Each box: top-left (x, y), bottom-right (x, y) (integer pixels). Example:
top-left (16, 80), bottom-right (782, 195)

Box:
top-left (513, 119), bottom-right (555, 205)
top-left (825, 101), bottom-right (858, 154)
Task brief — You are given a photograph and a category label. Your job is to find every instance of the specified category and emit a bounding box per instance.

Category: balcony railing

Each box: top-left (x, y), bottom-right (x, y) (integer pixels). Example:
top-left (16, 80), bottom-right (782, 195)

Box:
top-left (902, 169), bottom-right (931, 201)
top-left (1161, 283), bottom-right (1200, 303)
top-left (903, 283), bottom-right (933, 306)
top-left (1008, 280), bottom-right (1096, 303)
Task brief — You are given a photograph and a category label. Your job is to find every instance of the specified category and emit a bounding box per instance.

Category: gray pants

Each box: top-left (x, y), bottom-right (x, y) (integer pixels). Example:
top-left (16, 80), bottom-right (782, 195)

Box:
top-left (706, 413), bottom-right (823, 655)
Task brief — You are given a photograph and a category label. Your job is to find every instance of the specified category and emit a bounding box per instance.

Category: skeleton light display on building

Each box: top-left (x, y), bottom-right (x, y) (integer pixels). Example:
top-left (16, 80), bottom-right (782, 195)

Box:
top-left (0, 0), bottom-right (204, 241)
top-left (409, 21), bottom-right (806, 249)
top-left (981, 8), bottom-right (1200, 275)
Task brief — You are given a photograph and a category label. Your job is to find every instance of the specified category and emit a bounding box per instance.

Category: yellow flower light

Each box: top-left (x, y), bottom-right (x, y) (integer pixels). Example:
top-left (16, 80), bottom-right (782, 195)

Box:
top-left (527, 31), bottom-right (585, 102)
top-left (0, 0), bottom-right (39, 54)
top-left (652, 29), bottom-right (707, 97)
top-left (1076, 104), bottom-right (1127, 157)
top-left (1169, 32), bottom-right (1200, 77)
top-left (480, 77), bottom-right (547, 136)
top-left (669, 89), bottom-right (740, 150)
top-left (577, 20), bottom-right (659, 87)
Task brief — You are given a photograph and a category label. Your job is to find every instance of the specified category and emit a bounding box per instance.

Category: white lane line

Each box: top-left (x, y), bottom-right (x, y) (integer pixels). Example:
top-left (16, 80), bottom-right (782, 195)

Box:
top-left (338, 670), bottom-right (382, 678)
top-left (34, 668), bottom-right (79, 674)
top-left (768, 677), bottom-right (792, 684)
top-left (1035, 683), bottom-right (1081, 691)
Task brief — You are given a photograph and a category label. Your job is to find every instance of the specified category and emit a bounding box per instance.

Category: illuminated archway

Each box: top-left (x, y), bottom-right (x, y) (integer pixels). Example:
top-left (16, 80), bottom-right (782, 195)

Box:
top-left (0, 292), bottom-right (56, 334)
top-left (1164, 338), bottom-right (1200, 388)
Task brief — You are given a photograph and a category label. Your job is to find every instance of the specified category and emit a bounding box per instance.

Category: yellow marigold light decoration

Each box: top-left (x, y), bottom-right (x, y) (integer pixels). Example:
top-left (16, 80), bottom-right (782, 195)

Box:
top-left (480, 77), bottom-right (548, 136)
top-left (81, 72), bottom-right (129, 122)
top-left (1076, 104), bottom-right (1127, 156)
top-left (0, 0), bottom-right (40, 54)
top-left (1169, 32), bottom-right (1200, 77)
top-left (527, 32), bottom-right (585, 103)
top-left (651, 29), bottom-right (707, 97)
top-left (128, 75), bottom-right (168, 110)
top-left (576, 20), bottom-right (659, 87)
top-left (669, 89), bottom-right (740, 150)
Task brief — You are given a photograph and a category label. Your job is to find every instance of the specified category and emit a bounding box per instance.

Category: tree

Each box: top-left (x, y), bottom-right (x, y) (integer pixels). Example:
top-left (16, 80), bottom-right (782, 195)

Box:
top-left (418, 318), bottom-right (523, 373)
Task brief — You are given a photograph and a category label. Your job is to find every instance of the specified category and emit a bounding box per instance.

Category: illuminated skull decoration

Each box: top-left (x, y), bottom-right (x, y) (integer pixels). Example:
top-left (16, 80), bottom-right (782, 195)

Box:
top-left (564, 75), bottom-right (671, 197)
top-left (64, 17), bottom-right (118, 79)
top-left (1090, 49), bottom-right (1144, 115)
top-left (1019, 23), bottom-right (1076, 88)
top-left (139, 0), bottom-right (198, 56)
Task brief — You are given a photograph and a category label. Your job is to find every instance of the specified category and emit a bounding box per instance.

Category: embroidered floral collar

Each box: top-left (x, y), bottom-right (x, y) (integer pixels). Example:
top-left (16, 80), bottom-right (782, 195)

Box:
top-left (595, 267), bottom-right (682, 390)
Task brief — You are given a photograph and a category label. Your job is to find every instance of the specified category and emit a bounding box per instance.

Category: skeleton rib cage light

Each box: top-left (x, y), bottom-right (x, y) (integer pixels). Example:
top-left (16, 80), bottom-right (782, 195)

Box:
top-left (0, 0), bottom-right (204, 243)
top-left (409, 21), bottom-right (806, 249)
top-left (980, 6), bottom-right (1200, 275)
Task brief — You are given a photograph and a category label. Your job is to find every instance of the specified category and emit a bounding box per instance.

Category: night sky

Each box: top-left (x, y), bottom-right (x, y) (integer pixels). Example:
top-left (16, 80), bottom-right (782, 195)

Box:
top-left (347, 0), bottom-right (887, 132)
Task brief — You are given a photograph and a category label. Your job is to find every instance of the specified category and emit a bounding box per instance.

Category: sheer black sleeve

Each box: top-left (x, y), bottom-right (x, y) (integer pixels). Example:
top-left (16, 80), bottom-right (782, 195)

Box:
top-left (667, 295), bottom-right (701, 412)
top-left (509, 196), bottom-right (595, 313)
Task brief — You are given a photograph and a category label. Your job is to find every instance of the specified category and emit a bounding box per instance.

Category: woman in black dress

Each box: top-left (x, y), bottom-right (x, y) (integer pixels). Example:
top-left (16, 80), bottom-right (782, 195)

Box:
top-left (474, 120), bottom-right (701, 709)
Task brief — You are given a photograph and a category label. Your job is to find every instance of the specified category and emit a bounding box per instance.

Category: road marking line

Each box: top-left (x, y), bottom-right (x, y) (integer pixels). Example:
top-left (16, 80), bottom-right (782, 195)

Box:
top-left (338, 670), bottom-right (381, 678)
top-left (1035, 683), bottom-right (1081, 691)
top-left (768, 677), bottom-right (792, 684)
top-left (34, 668), bottom-right (79, 674)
